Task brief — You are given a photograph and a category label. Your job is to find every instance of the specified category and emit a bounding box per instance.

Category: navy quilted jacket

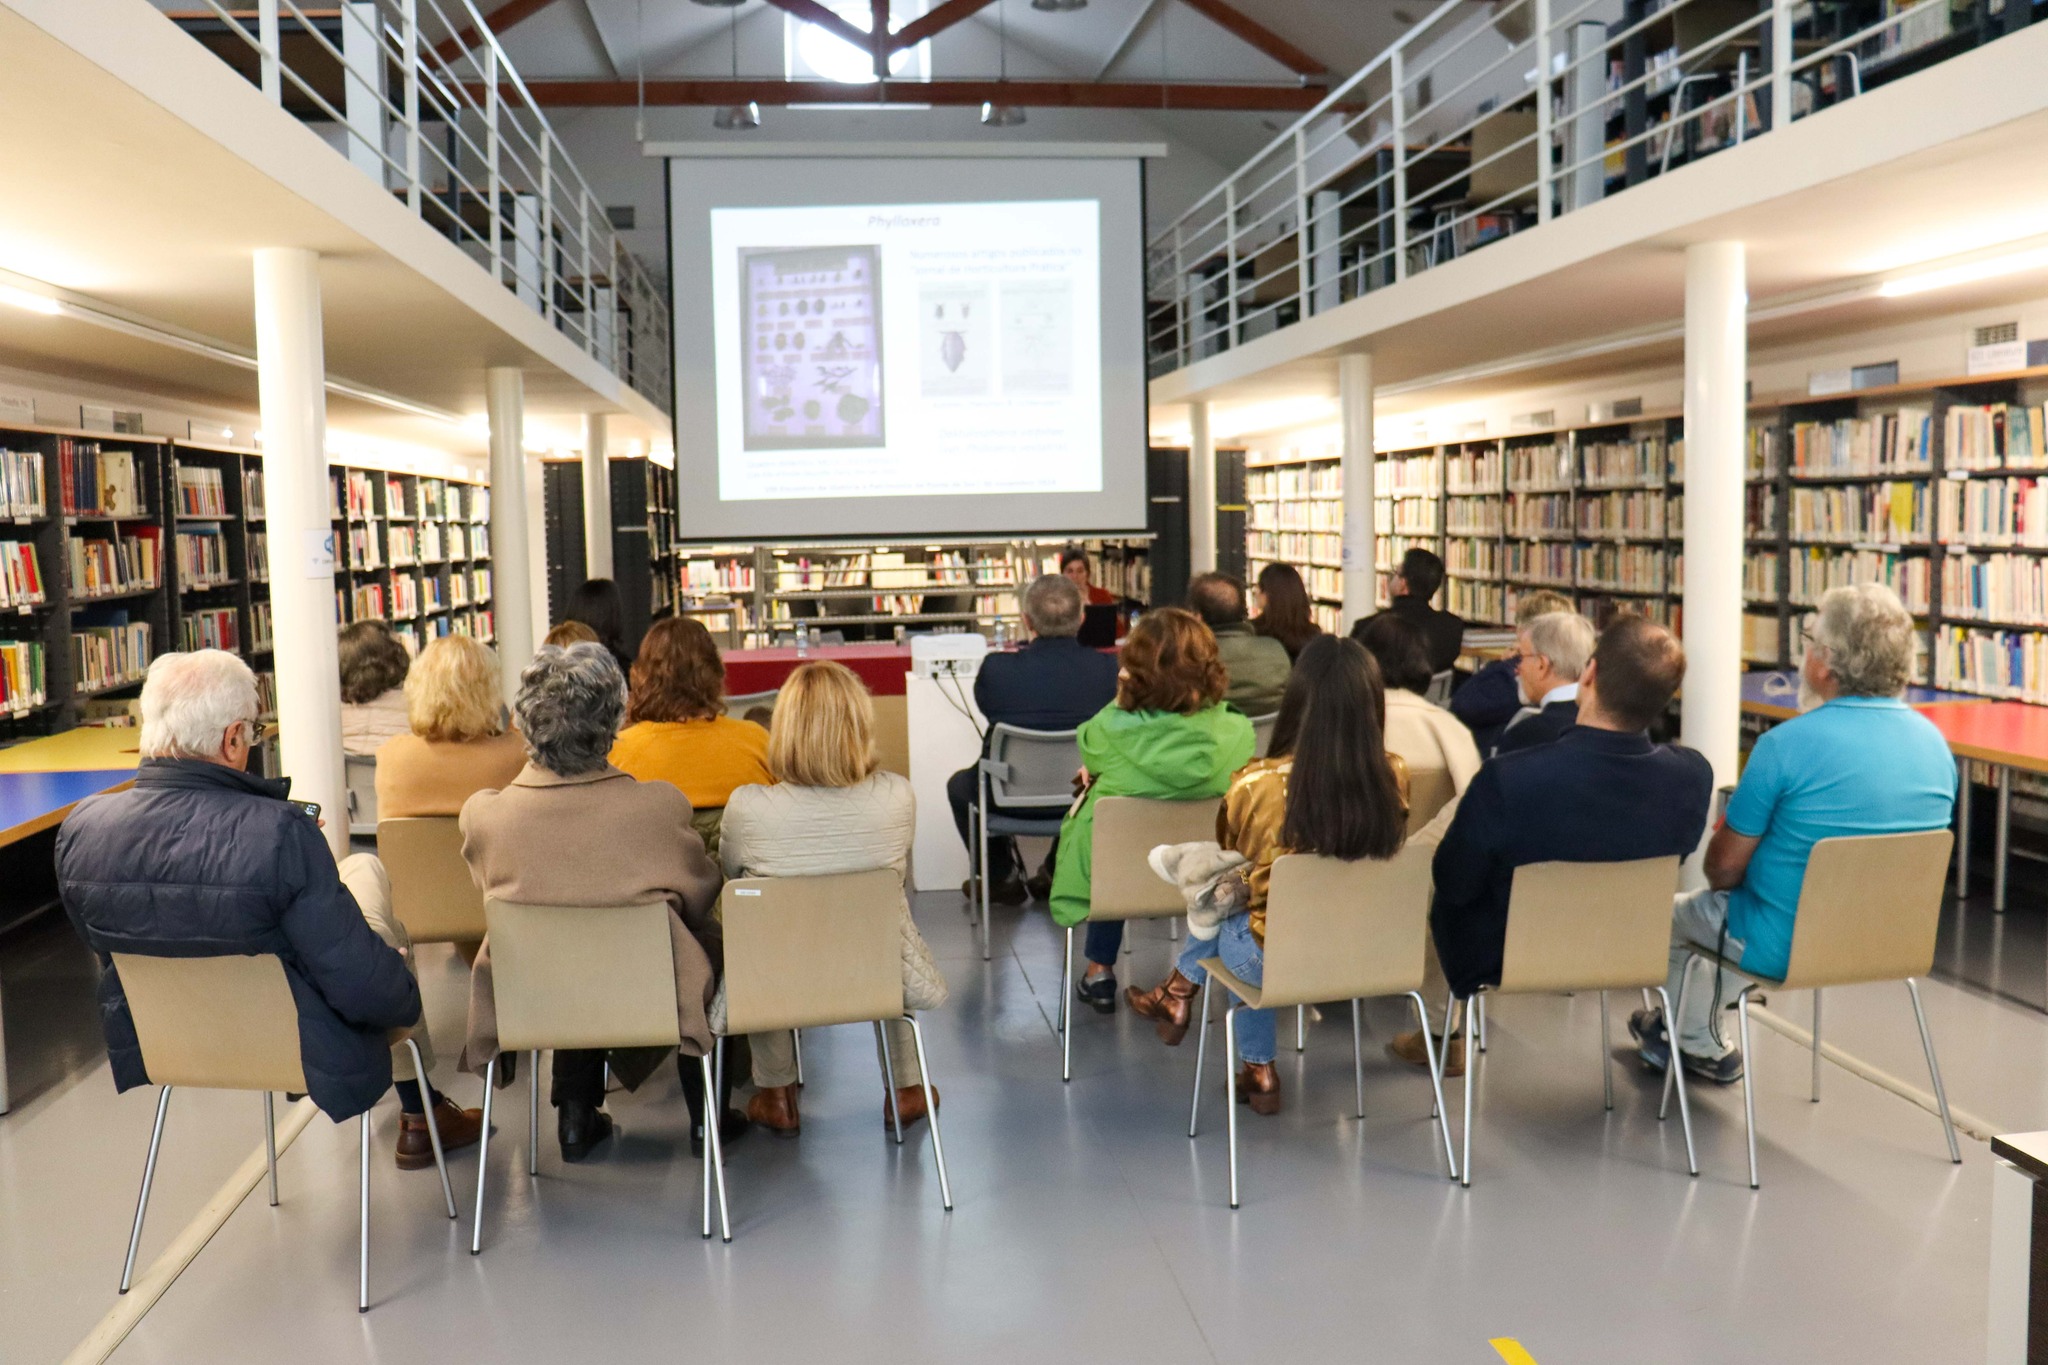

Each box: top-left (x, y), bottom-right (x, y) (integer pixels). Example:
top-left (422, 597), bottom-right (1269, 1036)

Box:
top-left (56, 758), bottom-right (421, 1120)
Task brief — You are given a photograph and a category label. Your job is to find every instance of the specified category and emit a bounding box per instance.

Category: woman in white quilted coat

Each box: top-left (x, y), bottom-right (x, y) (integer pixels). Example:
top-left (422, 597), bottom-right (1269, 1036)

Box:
top-left (720, 660), bottom-right (949, 1138)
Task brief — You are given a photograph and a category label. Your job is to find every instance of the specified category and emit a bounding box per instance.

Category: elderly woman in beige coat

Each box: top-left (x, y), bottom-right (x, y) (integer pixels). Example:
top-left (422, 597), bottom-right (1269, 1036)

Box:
top-left (460, 642), bottom-right (737, 1163)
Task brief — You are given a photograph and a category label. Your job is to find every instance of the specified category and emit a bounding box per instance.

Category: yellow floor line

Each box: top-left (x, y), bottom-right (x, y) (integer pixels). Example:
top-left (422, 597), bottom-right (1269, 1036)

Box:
top-left (1746, 1003), bottom-right (1998, 1143)
top-left (1490, 1338), bottom-right (1540, 1364)
top-left (62, 1097), bottom-right (320, 1365)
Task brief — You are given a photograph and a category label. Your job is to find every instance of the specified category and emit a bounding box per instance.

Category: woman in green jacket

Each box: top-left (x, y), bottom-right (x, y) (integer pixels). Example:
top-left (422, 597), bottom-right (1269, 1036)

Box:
top-left (1052, 607), bottom-right (1257, 1013)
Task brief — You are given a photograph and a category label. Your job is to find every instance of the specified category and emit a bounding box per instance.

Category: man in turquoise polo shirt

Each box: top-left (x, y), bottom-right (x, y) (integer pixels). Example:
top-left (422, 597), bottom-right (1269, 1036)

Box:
top-left (1632, 582), bottom-right (1956, 1083)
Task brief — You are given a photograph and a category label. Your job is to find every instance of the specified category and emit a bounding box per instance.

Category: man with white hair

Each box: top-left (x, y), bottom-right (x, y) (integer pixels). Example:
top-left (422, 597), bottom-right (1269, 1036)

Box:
top-left (56, 650), bottom-right (483, 1165)
top-left (1633, 583), bottom-right (1956, 1083)
top-left (1492, 609), bottom-right (1598, 756)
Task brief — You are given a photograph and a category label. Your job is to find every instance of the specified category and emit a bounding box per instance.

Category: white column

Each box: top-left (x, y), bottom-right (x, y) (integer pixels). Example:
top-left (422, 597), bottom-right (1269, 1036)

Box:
top-left (1339, 352), bottom-right (1376, 627)
top-left (253, 248), bottom-right (347, 859)
top-left (1683, 241), bottom-right (1746, 791)
top-left (1189, 401), bottom-right (1218, 576)
top-left (487, 367), bottom-right (534, 705)
top-left (582, 412), bottom-right (614, 579)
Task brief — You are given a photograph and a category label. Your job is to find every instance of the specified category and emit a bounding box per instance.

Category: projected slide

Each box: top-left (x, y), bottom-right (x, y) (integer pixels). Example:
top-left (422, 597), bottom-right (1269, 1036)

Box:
top-left (709, 198), bottom-right (1102, 503)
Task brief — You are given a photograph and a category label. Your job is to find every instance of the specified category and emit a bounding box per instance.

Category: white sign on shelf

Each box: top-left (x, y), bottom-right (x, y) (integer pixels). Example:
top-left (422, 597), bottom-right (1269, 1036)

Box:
top-left (1968, 341), bottom-right (2027, 376)
top-left (303, 528), bottom-right (336, 578)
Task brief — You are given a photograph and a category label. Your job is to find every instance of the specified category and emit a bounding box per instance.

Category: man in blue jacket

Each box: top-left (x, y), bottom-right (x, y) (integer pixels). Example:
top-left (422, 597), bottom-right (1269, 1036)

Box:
top-left (1451, 589), bottom-right (1573, 752)
top-left (948, 574), bottom-right (1120, 903)
top-left (57, 650), bottom-right (481, 1166)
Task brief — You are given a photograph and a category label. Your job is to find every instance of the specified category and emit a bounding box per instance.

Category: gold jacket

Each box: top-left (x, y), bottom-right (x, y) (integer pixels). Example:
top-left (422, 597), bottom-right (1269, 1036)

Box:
top-left (1220, 753), bottom-right (1411, 941)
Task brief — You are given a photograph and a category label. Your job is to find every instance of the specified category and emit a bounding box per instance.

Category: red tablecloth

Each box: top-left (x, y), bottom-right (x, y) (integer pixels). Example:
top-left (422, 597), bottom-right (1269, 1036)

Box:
top-left (724, 644), bottom-right (914, 698)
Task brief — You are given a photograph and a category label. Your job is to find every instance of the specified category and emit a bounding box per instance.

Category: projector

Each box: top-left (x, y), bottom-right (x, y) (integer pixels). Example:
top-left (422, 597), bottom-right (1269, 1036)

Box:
top-left (910, 632), bottom-right (989, 679)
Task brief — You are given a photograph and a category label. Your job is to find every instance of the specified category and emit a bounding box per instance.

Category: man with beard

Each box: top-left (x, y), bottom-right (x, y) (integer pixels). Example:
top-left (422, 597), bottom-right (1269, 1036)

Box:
top-left (1632, 583), bottom-right (1956, 1084)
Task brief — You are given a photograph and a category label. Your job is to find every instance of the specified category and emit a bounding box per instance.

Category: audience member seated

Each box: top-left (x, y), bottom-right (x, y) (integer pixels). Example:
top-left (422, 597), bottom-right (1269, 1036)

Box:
top-left (720, 661), bottom-right (949, 1137)
top-left (1450, 589), bottom-right (1572, 752)
top-left (1251, 562), bottom-right (1323, 663)
top-left (946, 574), bottom-right (1120, 905)
top-left (1051, 609), bottom-right (1256, 1013)
top-left (1126, 636), bottom-right (1409, 1115)
top-left (610, 617), bottom-right (772, 858)
top-left (1188, 572), bottom-right (1293, 717)
top-left (544, 619), bottom-right (599, 648)
top-left (459, 643), bottom-right (737, 1162)
top-left (1423, 618), bottom-right (1712, 1049)
top-left (1061, 544), bottom-right (1126, 639)
top-left (375, 634), bottom-right (526, 820)
top-left (563, 577), bottom-right (635, 678)
top-left (1355, 613), bottom-right (1483, 794)
top-left (56, 650), bottom-right (482, 1170)
top-left (1357, 548), bottom-right (1465, 675)
top-left (1492, 610), bottom-right (1596, 756)
top-left (339, 619), bottom-right (413, 757)
top-left (1633, 584), bottom-right (1957, 1085)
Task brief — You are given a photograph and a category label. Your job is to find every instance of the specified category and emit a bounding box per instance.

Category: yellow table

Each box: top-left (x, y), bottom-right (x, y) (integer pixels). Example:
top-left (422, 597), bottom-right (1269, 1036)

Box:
top-left (0, 726), bottom-right (143, 774)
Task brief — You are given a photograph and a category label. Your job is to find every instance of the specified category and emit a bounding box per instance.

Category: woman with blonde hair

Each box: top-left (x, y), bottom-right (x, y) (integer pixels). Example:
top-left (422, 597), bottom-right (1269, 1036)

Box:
top-left (718, 660), bottom-right (948, 1137)
top-left (375, 633), bottom-right (525, 819)
top-left (610, 616), bottom-right (771, 856)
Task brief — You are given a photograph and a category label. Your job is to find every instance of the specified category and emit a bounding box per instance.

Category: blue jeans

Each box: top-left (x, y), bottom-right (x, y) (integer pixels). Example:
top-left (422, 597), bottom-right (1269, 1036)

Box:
top-left (1666, 888), bottom-right (1748, 1059)
top-left (1175, 914), bottom-right (1274, 1064)
top-left (1085, 921), bottom-right (1123, 966)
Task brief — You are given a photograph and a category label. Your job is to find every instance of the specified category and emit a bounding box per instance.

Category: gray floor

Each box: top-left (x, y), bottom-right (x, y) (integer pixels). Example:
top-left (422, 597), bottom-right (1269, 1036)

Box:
top-left (0, 884), bottom-right (2034, 1364)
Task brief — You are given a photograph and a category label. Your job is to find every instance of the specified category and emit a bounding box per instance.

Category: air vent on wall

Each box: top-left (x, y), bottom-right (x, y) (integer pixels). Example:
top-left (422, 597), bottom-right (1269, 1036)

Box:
top-left (1612, 397), bottom-right (1644, 418)
top-left (1977, 321), bottom-right (2020, 347)
top-left (1513, 409), bottom-right (1556, 430)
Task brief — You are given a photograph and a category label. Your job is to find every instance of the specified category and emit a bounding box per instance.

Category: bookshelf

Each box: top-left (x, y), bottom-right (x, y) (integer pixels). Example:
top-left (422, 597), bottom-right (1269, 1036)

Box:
top-left (329, 462), bottom-right (495, 658)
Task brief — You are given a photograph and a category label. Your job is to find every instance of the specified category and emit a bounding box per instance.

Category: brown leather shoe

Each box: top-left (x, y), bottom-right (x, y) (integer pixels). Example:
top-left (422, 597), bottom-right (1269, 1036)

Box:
top-left (396, 1096), bottom-right (483, 1170)
top-left (747, 1084), bottom-right (801, 1138)
top-left (884, 1084), bottom-right (939, 1130)
top-left (1234, 1063), bottom-right (1282, 1116)
top-left (1125, 969), bottom-right (1203, 1045)
top-left (1387, 1027), bottom-right (1464, 1078)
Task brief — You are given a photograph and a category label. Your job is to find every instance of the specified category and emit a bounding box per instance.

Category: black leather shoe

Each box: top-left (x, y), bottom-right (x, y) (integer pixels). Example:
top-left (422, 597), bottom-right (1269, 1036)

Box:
top-left (1026, 869), bottom-right (1053, 902)
top-left (1076, 970), bottom-right (1118, 1015)
top-left (557, 1101), bottom-right (614, 1163)
top-left (691, 1108), bottom-right (753, 1158)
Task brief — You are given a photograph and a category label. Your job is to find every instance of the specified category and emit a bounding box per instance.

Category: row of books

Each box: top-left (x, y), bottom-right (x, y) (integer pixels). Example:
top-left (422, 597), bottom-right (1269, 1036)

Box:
top-left (1, 449), bottom-right (46, 518)
top-left (1247, 465), bottom-right (1341, 500)
top-left (1373, 534), bottom-right (1434, 573)
top-left (0, 639), bottom-right (46, 712)
top-left (1744, 551), bottom-right (1779, 602)
top-left (1510, 494), bottom-right (1572, 537)
top-left (1934, 477), bottom-right (2048, 547)
top-left (74, 621), bottom-right (150, 694)
top-left (251, 601), bottom-right (273, 652)
top-left (1446, 447), bottom-right (1501, 494)
top-left (1933, 626), bottom-right (2048, 703)
top-left (1941, 554), bottom-right (2048, 626)
top-left (347, 583), bottom-right (387, 620)
top-left (1576, 544), bottom-right (1667, 593)
top-left (1787, 547), bottom-right (1930, 612)
top-left (389, 525), bottom-right (418, 566)
top-left (1578, 437), bottom-right (1674, 488)
top-left (347, 525), bottom-right (383, 570)
top-left (1576, 491), bottom-right (1668, 538)
top-left (1446, 578), bottom-right (1504, 622)
top-left (0, 541), bottom-right (45, 607)
top-left (1446, 538), bottom-right (1502, 576)
top-left (1447, 500), bottom-right (1503, 534)
top-left (1379, 500), bottom-right (1436, 535)
top-left (175, 528), bottom-right (233, 587)
top-left (1250, 531), bottom-right (1342, 566)
top-left (1944, 403), bottom-right (2048, 471)
top-left (1507, 444), bottom-right (1572, 492)
top-left (1253, 500), bottom-right (1342, 533)
top-left (174, 465), bottom-right (230, 519)
top-left (69, 532), bottom-right (160, 598)
top-left (1506, 541), bottom-right (1573, 583)
top-left (682, 558), bottom-right (757, 593)
top-left (247, 532), bottom-right (268, 582)
top-left (1742, 612), bottom-right (1780, 662)
top-left (1375, 455), bottom-right (1439, 497)
top-left (390, 574), bottom-right (420, 620)
top-left (1788, 411), bottom-right (1932, 477)
top-left (180, 608), bottom-right (240, 653)
top-left (337, 471), bottom-right (378, 520)
top-left (1787, 482), bottom-right (1930, 544)
top-left (58, 440), bottom-right (146, 518)
top-left (244, 469), bottom-right (266, 519)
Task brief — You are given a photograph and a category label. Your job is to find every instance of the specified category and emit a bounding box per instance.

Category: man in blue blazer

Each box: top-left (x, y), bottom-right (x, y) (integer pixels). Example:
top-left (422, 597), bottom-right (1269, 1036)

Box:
top-left (948, 574), bottom-right (1120, 903)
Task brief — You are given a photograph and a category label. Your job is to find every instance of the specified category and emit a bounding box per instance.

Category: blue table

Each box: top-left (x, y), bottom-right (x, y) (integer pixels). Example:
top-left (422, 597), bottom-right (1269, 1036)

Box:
top-left (1740, 670), bottom-right (1985, 720)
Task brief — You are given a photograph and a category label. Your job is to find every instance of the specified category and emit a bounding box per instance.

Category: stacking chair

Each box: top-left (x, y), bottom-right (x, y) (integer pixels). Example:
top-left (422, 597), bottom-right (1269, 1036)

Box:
top-left (344, 754), bottom-right (379, 838)
top-left (470, 898), bottom-right (694, 1252)
top-left (1405, 765), bottom-right (1458, 838)
top-left (1423, 670), bottom-right (1457, 707)
top-left (1457, 855), bottom-right (1695, 1187)
top-left (1666, 829), bottom-right (1957, 1189)
top-left (713, 870), bottom-right (952, 1238)
top-left (1187, 846), bottom-right (1457, 1207)
top-left (974, 724), bottom-right (1082, 961)
top-left (111, 953), bottom-right (456, 1312)
top-left (1249, 712), bottom-right (1279, 758)
top-left (1060, 795), bottom-right (1222, 1081)
top-left (378, 817), bottom-right (487, 946)
top-left (724, 689), bottom-right (778, 721)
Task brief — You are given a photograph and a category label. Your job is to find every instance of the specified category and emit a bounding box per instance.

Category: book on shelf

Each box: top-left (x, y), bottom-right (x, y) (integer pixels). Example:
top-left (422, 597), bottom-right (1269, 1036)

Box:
top-left (58, 440), bottom-right (146, 517)
top-left (1446, 446), bottom-right (1501, 493)
top-left (1506, 443), bottom-right (1571, 492)
top-left (472, 567), bottom-right (492, 602)
top-left (1788, 482), bottom-right (1930, 543)
top-left (180, 607), bottom-right (240, 653)
top-left (385, 477), bottom-right (410, 519)
top-left (68, 527), bottom-right (161, 597)
top-left (388, 525), bottom-right (417, 566)
top-left (1743, 550), bottom-right (1780, 602)
top-left (255, 670), bottom-right (277, 716)
top-left (1, 449), bottom-right (47, 518)
top-left (1742, 611), bottom-right (1782, 664)
top-left (347, 524), bottom-right (383, 570)
top-left (250, 601), bottom-right (274, 652)
top-left (176, 526), bottom-right (232, 586)
top-left (1575, 543), bottom-right (1666, 593)
top-left (390, 574), bottom-right (420, 619)
top-left (420, 521), bottom-right (444, 562)
top-left (1937, 476), bottom-right (2048, 547)
top-left (73, 619), bottom-right (150, 693)
top-left (0, 638), bottom-right (47, 711)
top-left (1935, 625), bottom-right (2048, 704)
top-left (1789, 546), bottom-right (1928, 612)
top-left (243, 468), bottom-right (266, 519)
top-left (1576, 491), bottom-right (1666, 537)
top-left (472, 527), bottom-right (490, 558)
top-left (246, 531), bottom-right (269, 582)
top-left (1943, 553), bottom-right (2048, 626)
top-left (1578, 436), bottom-right (1669, 488)
top-left (351, 583), bottom-right (387, 619)
top-left (1509, 493), bottom-right (1571, 537)
top-left (0, 541), bottom-right (45, 607)
top-left (1789, 410), bottom-right (1932, 476)
top-left (174, 465), bottom-right (229, 518)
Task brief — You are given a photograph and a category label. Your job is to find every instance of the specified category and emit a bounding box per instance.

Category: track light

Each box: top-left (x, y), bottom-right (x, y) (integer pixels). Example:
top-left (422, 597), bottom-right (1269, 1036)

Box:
top-left (1031, 0), bottom-right (1087, 10)
top-left (1877, 245), bottom-right (2048, 298)
top-left (713, 101), bottom-right (762, 130)
top-left (0, 284), bottom-right (61, 316)
top-left (980, 102), bottom-right (1026, 127)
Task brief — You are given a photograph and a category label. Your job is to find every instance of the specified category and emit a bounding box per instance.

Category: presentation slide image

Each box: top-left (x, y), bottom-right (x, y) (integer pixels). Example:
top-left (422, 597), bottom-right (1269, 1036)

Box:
top-left (919, 283), bottom-right (991, 398)
top-left (1000, 280), bottom-right (1073, 395)
top-left (739, 245), bottom-right (884, 451)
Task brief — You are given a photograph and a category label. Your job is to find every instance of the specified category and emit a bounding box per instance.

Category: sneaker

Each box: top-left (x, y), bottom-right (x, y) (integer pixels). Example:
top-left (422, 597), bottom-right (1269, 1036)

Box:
top-left (1076, 970), bottom-right (1118, 1015)
top-left (1629, 1008), bottom-right (1672, 1071)
top-left (960, 873), bottom-right (1028, 906)
top-left (1682, 1048), bottom-right (1745, 1085)
top-left (1026, 868), bottom-right (1053, 902)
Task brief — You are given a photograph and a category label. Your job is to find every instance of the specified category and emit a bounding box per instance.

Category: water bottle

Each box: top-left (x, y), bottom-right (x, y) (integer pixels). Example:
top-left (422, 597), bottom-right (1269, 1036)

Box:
top-left (795, 624), bottom-right (810, 658)
top-left (993, 618), bottom-right (1008, 650)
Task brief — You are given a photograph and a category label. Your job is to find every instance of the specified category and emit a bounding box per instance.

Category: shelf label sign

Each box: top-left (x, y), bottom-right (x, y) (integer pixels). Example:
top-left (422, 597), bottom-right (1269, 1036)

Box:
top-left (303, 529), bottom-right (336, 578)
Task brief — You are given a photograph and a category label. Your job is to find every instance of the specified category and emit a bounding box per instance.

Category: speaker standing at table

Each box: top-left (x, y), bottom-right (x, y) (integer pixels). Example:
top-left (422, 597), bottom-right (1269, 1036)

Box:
top-left (948, 574), bottom-right (1120, 905)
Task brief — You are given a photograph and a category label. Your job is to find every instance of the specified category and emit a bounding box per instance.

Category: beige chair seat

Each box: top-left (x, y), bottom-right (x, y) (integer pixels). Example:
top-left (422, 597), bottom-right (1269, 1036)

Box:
top-left (378, 817), bottom-right (487, 945)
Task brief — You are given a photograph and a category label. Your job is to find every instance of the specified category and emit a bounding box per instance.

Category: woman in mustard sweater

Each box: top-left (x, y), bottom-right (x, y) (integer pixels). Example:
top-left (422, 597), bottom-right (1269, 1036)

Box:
top-left (610, 617), bottom-right (772, 855)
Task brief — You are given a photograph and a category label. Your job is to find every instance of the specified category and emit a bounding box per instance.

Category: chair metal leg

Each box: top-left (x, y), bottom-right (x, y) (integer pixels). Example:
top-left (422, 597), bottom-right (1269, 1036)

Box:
top-left (1476, 993), bottom-right (1488, 1053)
top-left (528, 1049), bottom-right (540, 1177)
top-left (470, 1058), bottom-right (495, 1255)
top-left (1170, 915), bottom-right (1182, 942)
top-left (1737, 982), bottom-right (1760, 1189)
top-left (876, 1022), bottom-right (904, 1145)
top-left (1224, 1005), bottom-right (1242, 1209)
top-left (120, 1085), bottom-right (173, 1293)
top-left (1996, 764), bottom-right (2012, 912)
top-left (1443, 994), bottom-right (1457, 1047)
top-left (1811, 989), bottom-right (1823, 1103)
top-left (1351, 999), bottom-right (1365, 1119)
top-left (1295, 1003), bottom-right (1306, 1053)
top-left (1060, 927), bottom-right (1074, 1082)
top-left (976, 782), bottom-right (993, 961)
top-left (402, 1039), bottom-right (456, 1219)
top-left (1656, 982), bottom-right (1698, 1177)
top-left (1409, 993), bottom-right (1457, 1181)
top-left (794, 1028), bottom-right (805, 1086)
top-left (358, 1111), bottom-right (371, 1313)
top-left (1600, 990), bottom-right (1614, 1112)
top-left (904, 1015), bottom-right (954, 1211)
top-left (1188, 975), bottom-right (1212, 1138)
top-left (263, 1091), bottom-right (279, 1207)
top-left (1906, 978), bottom-right (1962, 1165)
top-left (701, 1051), bottom-right (731, 1242)
top-left (1956, 756), bottom-right (1971, 899)
top-left (1460, 998), bottom-right (1476, 1188)
top-left (1660, 955), bottom-right (1699, 1122)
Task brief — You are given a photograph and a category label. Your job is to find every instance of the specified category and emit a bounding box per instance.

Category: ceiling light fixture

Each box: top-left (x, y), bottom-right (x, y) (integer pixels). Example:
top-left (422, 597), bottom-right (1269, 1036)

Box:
top-left (984, 0), bottom-right (1025, 126)
top-left (0, 283), bottom-right (61, 316)
top-left (1877, 245), bottom-right (2048, 299)
top-left (980, 102), bottom-right (1026, 126)
top-left (1030, 0), bottom-right (1086, 11)
top-left (713, 101), bottom-right (763, 130)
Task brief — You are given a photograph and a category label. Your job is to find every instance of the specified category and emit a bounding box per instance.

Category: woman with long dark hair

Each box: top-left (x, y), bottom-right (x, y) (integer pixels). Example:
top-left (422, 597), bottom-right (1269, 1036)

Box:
top-left (563, 578), bottom-right (634, 677)
top-left (1251, 561), bottom-right (1322, 662)
top-left (1125, 635), bottom-right (1408, 1115)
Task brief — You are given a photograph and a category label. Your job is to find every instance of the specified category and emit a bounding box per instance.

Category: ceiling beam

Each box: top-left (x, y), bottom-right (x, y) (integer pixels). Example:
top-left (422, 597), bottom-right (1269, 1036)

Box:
top-left (433, 0), bottom-right (564, 64)
top-left (505, 78), bottom-right (1326, 111)
top-left (759, 0), bottom-right (872, 54)
top-left (871, 0), bottom-right (890, 77)
top-left (1172, 0), bottom-right (1326, 77)
top-left (888, 0), bottom-right (1001, 51)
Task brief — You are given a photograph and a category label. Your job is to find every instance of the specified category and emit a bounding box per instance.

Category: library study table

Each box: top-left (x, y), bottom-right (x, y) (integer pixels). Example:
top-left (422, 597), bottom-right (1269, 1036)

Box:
top-left (1916, 702), bottom-right (2048, 914)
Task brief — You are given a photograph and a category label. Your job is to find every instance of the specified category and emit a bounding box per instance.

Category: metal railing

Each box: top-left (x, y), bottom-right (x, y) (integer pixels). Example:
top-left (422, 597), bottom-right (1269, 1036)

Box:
top-left (1147, 0), bottom-right (2035, 377)
top-left (173, 0), bottom-right (671, 411)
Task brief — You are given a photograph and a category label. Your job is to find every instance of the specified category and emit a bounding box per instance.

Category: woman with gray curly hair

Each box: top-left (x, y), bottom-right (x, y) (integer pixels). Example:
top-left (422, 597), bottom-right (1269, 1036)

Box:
top-left (458, 643), bottom-right (743, 1162)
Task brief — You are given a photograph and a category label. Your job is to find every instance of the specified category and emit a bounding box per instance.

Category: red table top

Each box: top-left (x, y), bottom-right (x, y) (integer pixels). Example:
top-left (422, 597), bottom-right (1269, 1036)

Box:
top-left (1912, 701), bottom-right (2048, 773)
top-left (724, 644), bottom-right (913, 698)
